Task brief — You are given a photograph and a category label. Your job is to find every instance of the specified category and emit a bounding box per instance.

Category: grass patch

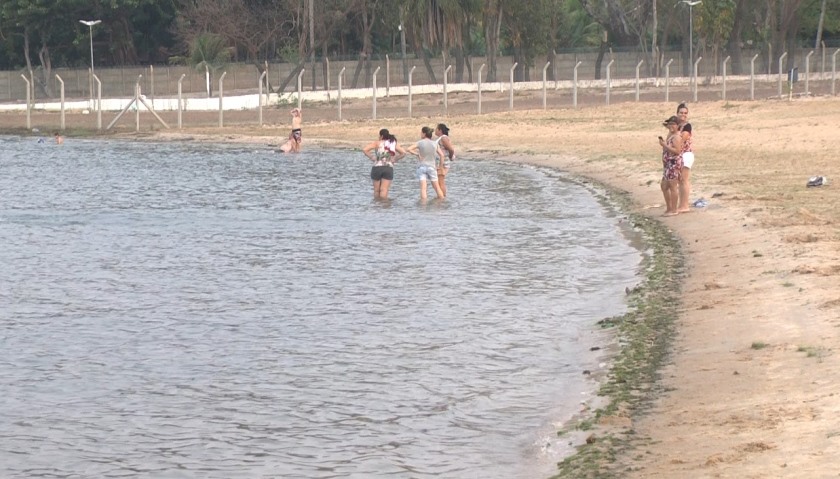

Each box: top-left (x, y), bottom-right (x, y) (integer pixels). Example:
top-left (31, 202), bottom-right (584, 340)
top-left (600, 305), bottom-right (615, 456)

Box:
top-left (751, 341), bottom-right (769, 350)
top-left (553, 187), bottom-right (684, 479)
top-left (782, 281), bottom-right (795, 287)
top-left (797, 345), bottom-right (822, 358)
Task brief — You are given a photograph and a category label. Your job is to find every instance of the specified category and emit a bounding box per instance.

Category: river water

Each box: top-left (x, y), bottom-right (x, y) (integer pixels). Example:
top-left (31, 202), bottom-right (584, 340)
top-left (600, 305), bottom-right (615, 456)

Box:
top-left (0, 136), bottom-right (641, 478)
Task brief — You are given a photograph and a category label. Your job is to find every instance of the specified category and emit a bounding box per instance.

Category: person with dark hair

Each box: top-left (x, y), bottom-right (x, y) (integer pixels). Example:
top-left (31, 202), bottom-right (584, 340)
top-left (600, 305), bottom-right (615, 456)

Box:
top-left (658, 116), bottom-right (684, 217)
top-left (676, 103), bottom-right (694, 212)
top-left (433, 123), bottom-right (456, 197)
top-left (363, 128), bottom-right (406, 199)
top-left (405, 126), bottom-right (446, 200)
top-left (280, 108), bottom-right (303, 153)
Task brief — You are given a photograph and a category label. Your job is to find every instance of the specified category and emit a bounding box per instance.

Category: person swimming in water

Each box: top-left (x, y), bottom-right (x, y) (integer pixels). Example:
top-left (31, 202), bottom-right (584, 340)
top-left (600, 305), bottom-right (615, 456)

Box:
top-left (280, 108), bottom-right (302, 153)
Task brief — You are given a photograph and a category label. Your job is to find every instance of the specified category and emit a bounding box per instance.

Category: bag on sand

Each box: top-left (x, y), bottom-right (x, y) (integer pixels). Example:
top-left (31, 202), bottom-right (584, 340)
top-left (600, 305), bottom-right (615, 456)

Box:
top-left (807, 176), bottom-right (827, 187)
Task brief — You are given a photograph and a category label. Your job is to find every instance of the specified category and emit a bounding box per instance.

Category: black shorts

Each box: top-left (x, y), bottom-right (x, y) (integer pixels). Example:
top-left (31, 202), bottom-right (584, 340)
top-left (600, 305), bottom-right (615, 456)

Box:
top-left (370, 165), bottom-right (394, 181)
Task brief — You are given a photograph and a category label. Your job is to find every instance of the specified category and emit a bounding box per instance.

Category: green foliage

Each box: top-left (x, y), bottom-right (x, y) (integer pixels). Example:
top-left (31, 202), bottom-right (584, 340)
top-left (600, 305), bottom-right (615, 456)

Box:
top-left (188, 32), bottom-right (230, 74)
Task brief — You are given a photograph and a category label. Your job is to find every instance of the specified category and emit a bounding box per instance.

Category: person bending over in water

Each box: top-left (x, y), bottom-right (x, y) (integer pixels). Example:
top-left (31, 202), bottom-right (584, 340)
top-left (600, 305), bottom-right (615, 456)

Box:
top-left (405, 126), bottom-right (446, 200)
top-left (433, 123), bottom-right (456, 197)
top-left (280, 108), bottom-right (302, 153)
top-left (363, 128), bottom-right (406, 200)
top-left (54, 132), bottom-right (64, 145)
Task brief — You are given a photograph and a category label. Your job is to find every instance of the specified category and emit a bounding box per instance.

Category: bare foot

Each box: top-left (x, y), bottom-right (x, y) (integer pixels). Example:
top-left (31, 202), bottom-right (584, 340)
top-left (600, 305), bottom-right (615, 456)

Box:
top-left (662, 211), bottom-right (680, 217)
top-left (677, 208), bottom-right (692, 213)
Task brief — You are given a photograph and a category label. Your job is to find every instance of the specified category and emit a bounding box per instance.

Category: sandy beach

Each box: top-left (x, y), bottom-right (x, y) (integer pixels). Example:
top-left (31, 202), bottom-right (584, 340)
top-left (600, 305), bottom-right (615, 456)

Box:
top-left (3, 94), bottom-right (838, 477)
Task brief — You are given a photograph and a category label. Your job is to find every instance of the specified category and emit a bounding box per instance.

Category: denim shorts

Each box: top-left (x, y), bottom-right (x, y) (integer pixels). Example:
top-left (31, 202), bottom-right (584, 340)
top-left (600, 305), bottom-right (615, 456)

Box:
top-left (416, 164), bottom-right (439, 182)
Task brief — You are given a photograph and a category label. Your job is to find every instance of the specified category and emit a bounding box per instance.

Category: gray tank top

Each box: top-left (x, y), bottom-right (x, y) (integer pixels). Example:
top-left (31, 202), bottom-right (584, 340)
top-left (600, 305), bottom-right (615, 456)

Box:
top-left (416, 139), bottom-right (437, 167)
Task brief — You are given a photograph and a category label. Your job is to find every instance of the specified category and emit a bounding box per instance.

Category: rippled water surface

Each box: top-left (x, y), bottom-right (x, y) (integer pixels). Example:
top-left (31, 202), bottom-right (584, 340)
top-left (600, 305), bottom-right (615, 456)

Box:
top-left (0, 136), bottom-right (641, 478)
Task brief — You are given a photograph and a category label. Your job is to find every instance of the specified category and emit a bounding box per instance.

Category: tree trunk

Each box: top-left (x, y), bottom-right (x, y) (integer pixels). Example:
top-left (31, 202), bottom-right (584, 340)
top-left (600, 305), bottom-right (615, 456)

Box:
top-left (815, 0), bottom-right (827, 49)
top-left (37, 43), bottom-right (54, 98)
top-left (728, 0), bottom-right (747, 75)
top-left (484, 2), bottom-right (503, 83)
top-left (594, 38), bottom-right (607, 80)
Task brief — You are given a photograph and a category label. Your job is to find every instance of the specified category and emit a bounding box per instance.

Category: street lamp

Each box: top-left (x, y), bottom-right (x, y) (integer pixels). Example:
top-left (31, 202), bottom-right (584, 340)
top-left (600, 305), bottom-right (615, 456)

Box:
top-left (679, 1), bottom-right (702, 82)
top-left (79, 19), bottom-right (101, 101)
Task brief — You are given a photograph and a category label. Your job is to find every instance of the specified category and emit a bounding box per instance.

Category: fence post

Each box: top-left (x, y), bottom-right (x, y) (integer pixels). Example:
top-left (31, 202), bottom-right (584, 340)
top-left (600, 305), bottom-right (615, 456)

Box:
top-left (542, 61), bottom-right (550, 109)
top-left (605, 59), bottom-right (614, 105)
top-left (325, 58), bottom-right (331, 100)
top-left (443, 65), bottom-right (452, 114)
top-left (296, 69), bottom-right (305, 110)
top-left (665, 59), bottom-right (673, 102)
top-left (553, 50), bottom-right (559, 90)
top-left (93, 74), bottom-right (102, 130)
top-left (833, 50), bottom-right (840, 96)
top-left (778, 52), bottom-right (788, 98)
top-left (177, 73), bottom-right (186, 129)
top-left (218, 71), bottom-right (227, 128)
top-left (477, 64), bottom-right (485, 115)
top-left (258, 70), bottom-right (267, 126)
top-left (692, 57), bottom-right (702, 102)
top-left (722, 56), bottom-right (730, 101)
top-left (21, 75), bottom-right (31, 130)
top-left (135, 75), bottom-right (142, 132)
top-left (150, 65), bottom-right (155, 110)
top-left (385, 54), bottom-right (390, 97)
top-left (219, 72), bottom-right (227, 128)
top-left (573, 61), bottom-right (582, 108)
top-left (56, 74), bottom-right (65, 131)
top-left (408, 65), bottom-right (416, 117)
top-left (338, 67), bottom-right (346, 121)
top-left (805, 50), bottom-right (814, 94)
top-left (635, 59), bottom-right (644, 102)
top-left (372, 66), bottom-right (381, 120)
top-left (509, 62), bottom-right (518, 111)
top-left (750, 54), bottom-right (759, 100)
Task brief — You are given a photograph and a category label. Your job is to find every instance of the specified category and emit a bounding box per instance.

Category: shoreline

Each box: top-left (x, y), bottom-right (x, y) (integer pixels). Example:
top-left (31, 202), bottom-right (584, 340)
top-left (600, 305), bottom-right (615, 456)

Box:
top-left (3, 98), bottom-right (838, 477)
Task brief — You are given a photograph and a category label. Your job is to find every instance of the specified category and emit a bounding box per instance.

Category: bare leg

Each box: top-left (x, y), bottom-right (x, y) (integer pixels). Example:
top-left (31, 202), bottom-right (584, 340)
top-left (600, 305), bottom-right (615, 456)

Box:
top-left (373, 179), bottom-right (382, 199)
top-left (419, 179), bottom-right (428, 200)
top-left (379, 179), bottom-right (392, 199)
top-left (678, 167), bottom-right (692, 212)
top-left (437, 169), bottom-right (447, 196)
top-left (431, 180), bottom-right (445, 199)
top-left (661, 178), bottom-right (679, 216)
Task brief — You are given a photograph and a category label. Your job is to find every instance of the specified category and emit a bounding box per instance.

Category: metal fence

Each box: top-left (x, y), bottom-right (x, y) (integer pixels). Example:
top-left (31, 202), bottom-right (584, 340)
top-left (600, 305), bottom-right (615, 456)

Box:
top-left (3, 46), bottom-right (839, 103)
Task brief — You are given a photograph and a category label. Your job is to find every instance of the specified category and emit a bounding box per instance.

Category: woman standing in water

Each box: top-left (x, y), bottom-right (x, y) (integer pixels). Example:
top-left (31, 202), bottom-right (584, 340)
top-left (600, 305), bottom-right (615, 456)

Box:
top-left (433, 123), bottom-right (456, 197)
top-left (405, 126), bottom-right (446, 200)
top-left (676, 103), bottom-right (694, 212)
top-left (659, 116), bottom-right (683, 217)
top-left (363, 129), bottom-right (406, 200)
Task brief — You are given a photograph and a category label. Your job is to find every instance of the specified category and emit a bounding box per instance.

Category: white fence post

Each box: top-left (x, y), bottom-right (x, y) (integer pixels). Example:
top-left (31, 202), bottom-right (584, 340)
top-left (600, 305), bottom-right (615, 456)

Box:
top-left (509, 62), bottom-right (518, 111)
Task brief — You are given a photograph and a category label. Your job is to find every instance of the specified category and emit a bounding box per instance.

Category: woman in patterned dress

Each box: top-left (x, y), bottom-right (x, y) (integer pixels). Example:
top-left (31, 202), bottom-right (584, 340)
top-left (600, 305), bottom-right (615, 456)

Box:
top-left (659, 116), bottom-right (684, 216)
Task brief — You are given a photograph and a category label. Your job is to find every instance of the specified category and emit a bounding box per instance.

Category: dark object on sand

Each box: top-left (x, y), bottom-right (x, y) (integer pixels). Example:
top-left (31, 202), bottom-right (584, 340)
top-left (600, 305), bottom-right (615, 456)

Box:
top-left (807, 176), bottom-right (827, 187)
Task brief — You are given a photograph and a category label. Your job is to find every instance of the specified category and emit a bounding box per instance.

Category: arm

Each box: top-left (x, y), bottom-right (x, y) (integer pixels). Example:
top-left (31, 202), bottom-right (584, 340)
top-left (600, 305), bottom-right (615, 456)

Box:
top-left (658, 135), bottom-right (683, 155)
top-left (405, 142), bottom-right (420, 157)
top-left (393, 143), bottom-right (407, 163)
top-left (435, 146), bottom-right (446, 163)
top-left (440, 136), bottom-right (456, 160)
top-left (362, 141), bottom-right (378, 161)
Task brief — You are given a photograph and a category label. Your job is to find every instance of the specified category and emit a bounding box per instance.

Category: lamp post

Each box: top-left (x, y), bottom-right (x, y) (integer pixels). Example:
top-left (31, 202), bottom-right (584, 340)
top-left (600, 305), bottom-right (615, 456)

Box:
top-left (79, 19), bottom-right (101, 101)
top-left (679, 1), bottom-right (702, 84)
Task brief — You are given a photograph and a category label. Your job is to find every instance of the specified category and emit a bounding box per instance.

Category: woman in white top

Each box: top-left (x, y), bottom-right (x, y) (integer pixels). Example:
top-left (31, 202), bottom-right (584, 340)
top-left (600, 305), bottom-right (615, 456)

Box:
top-left (433, 123), bottom-right (456, 197)
top-left (405, 126), bottom-right (446, 200)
